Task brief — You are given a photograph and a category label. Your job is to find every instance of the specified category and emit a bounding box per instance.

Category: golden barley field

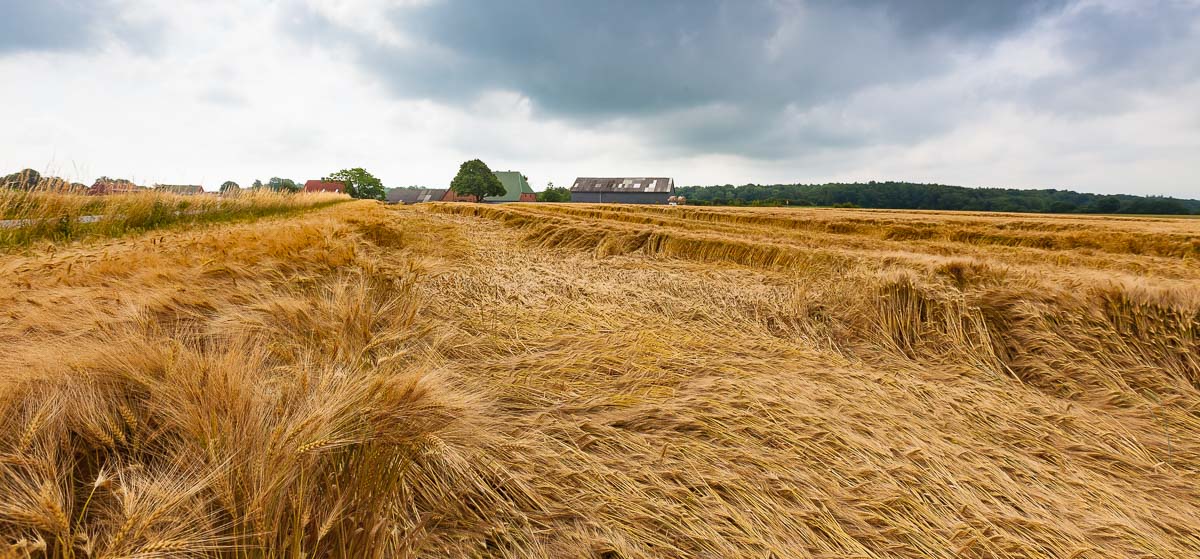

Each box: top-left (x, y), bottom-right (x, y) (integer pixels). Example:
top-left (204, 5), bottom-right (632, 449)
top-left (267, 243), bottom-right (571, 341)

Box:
top-left (1, 199), bottom-right (1198, 558)
top-left (0, 190), bottom-right (345, 248)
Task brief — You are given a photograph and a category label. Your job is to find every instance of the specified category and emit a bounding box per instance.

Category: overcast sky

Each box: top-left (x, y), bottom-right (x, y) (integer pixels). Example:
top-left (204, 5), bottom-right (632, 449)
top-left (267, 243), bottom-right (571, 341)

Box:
top-left (2, 0), bottom-right (1198, 196)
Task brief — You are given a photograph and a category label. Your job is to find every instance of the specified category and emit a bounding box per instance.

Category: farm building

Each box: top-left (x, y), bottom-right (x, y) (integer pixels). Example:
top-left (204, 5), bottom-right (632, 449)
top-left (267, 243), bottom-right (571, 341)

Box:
top-left (88, 178), bottom-right (143, 195)
top-left (387, 189), bottom-right (477, 203)
top-left (303, 180), bottom-right (346, 193)
top-left (154, 184), bottom-right (204, 195)
top-left (488, 171), bottom-right (537, 203)
top-left (570, 177), bottom-right (674, 204)
top-left (443, 190), bottom-right (477, 202)
top-left (388, 188), bottom-right (449, 204)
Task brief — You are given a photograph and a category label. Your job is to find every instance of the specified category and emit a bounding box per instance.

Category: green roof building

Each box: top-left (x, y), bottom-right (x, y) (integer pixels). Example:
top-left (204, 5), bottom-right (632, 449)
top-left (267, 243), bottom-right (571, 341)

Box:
top-left (488, 171), bottom-right (537, 203)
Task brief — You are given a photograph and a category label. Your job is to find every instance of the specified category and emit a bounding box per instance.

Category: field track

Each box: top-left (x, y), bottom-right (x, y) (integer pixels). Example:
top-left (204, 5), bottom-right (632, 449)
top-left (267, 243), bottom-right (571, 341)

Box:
top-left (1, 201), bottom-right (1198, 558)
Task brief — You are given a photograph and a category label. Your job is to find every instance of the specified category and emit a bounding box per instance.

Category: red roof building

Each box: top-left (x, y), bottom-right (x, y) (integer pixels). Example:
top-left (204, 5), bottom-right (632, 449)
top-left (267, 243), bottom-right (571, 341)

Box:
top-left (88, 178), bottom-right (143, 195)
top-left (441, 190), bottom-right (477, 202)
top-left (304, 180), bottom-right (346, 193)
top-left (154, 184), bottom-right (205, 195)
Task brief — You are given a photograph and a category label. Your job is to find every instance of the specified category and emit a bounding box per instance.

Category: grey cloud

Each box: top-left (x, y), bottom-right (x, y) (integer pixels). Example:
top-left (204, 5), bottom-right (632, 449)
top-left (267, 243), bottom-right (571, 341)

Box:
top-left (0, 0), bottom-right (104, 52)
top-left (858, 0), bottom-right (1067, 39)
top-left (0, 0), bottom-right (161, 54)
top-left (1021, 2), bottom-right (1200, 118)
top-left (293, 0), bottom-right (1196, 158)
top-left (302, 1), bottom-right (1059, 113)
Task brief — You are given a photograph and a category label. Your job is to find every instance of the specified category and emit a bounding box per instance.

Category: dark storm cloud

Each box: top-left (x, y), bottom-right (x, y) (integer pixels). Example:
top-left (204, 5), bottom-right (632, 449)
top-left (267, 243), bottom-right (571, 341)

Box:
top-left (302, 1), bottom-right (1062, 114)
top-left (857, 0), bottom-right (1066, 38)
top-left (298, 0), bottom-right (1196, 158)
top-left (0, 0), bottom-right (159, 54)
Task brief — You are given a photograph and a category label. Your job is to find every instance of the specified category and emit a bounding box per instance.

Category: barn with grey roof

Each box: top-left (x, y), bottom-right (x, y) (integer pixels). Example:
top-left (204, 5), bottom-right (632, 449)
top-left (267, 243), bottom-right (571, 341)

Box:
top-left (388, 188), bottom-right (449, 204)
top-left (569, 177), bottom-right (674, 204)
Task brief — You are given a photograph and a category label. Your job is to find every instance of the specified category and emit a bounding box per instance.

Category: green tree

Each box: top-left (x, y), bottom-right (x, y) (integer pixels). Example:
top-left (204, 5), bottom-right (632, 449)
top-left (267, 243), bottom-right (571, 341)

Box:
top-left (537, 181), bottom-right (571, 202)
top-left (324, 168), bottom-right (385, 200)
top-left (266, 177), bottom-right (300, 193)
top-left (251, 179), bottom-right (264, 190)
top-left (449, 159), bottom-right (505, 201)
top-left (219, 181), bottom-right (240, 194)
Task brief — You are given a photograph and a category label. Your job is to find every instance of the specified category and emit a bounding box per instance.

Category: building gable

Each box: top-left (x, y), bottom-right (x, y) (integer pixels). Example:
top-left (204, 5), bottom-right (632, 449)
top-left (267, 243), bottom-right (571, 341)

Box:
top-left (490, 171), bottom-right (536, 202)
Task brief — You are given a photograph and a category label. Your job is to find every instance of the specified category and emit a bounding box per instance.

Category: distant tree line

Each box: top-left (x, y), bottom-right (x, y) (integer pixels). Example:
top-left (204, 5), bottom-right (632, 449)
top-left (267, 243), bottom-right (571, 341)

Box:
top-left (1, 169), bottom-right (87, 192)
top-left (675, 181), bottom-right (1200, 215)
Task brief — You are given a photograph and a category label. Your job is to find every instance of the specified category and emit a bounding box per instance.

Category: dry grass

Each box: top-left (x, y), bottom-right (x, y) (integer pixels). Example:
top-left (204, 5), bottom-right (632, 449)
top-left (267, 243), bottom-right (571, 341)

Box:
top-left (1, 200), bottom-right (1198, 557)
top-left (0, 190), bottom-right (347, 249)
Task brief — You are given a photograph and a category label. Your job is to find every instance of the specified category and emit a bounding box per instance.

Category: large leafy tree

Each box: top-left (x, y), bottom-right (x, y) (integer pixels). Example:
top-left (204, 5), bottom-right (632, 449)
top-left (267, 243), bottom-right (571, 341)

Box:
top-left (219, 180), bottom-right (240, 194)
top-left (324, 168), bottom-right (385, 200)
top-left (449, 159), bottom-right (504, 202)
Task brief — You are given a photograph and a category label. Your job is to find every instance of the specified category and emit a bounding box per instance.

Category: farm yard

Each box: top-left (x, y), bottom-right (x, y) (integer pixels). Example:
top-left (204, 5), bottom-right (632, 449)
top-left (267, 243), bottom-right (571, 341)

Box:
top-left (1, 199), bottom-right (1198, 558)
